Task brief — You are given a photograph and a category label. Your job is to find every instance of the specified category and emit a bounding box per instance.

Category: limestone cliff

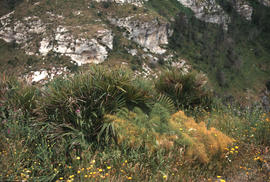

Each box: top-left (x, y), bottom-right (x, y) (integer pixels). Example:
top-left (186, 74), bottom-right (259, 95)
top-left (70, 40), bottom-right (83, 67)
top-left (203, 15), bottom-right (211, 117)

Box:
top-left (0, 10), bottom-right (113, 65)
top-left (177, 0), bottom-right (231, 30)
top-left (109, 15), bottom-right (172, 54)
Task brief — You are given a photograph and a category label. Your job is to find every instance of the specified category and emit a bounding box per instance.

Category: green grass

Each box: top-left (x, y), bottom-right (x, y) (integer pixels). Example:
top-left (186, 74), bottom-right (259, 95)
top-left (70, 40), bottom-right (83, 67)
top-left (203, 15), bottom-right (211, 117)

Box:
top-left (146, 0), bottom-right (193, 20)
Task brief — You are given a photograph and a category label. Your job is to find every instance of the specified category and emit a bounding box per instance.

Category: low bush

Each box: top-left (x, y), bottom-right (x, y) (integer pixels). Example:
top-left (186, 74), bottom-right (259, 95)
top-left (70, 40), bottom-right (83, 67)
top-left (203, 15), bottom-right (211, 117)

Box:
top-left (155, 69), bottom-right (213, 110)
top-left (35, 66), bottom-right (152, 150)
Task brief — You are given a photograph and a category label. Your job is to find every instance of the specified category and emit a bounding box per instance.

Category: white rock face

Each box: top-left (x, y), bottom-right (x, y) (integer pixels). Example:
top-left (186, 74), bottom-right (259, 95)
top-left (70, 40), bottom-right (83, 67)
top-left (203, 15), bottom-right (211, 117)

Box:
top-left (25, 67), bottom-right (69, 84)
top-left (0, 12), bottom-right (114, 65)
top-left (0, 13), bottom-right (46, 44)
top-left (128, 49), bottom-right (138, 56)
top-left (31, 70), bottom-right (49, 83)
top-left (231, 0), bottom-right (253, 21)
top-left (110, 16), bottom-right (172, 54)
top-left (177, 0), bottom-right (231, 30)
top-left (259, 0), bottom-right (270, 7)
top-left (94, 0), bottom-right (148, 7)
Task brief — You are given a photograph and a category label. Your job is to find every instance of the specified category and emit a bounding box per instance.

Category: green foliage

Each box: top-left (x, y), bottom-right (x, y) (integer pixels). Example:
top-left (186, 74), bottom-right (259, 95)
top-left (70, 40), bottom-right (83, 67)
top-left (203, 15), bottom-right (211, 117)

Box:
top-left (36, 66), bottom-right (152, 150)
top-left (170, 4), bottom-right (270, 95)
top-left (1, 66), bottom-right (270, 181)
top-left (0, 74), bottom-right (39, 114)
top-left (155, 69), bottom-right (213, 110)
top-left (146, 0), bottom-right (193, 19)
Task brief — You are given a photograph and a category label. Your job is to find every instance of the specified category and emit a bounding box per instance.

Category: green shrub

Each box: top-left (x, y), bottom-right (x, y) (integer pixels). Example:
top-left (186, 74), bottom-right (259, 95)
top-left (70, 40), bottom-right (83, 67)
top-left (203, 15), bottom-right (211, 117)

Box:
top-left (155, 69), bottom-right (213, 110)
top-left (36, 66), bottom-right (152, 149)
top-left (0, 74), bottom-right (39, 115)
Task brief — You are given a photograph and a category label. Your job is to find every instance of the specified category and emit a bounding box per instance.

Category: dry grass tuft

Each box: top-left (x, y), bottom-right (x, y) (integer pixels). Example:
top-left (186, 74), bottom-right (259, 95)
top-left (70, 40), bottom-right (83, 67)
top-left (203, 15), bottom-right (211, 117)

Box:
top-left (170, 111), bottom-right (234, 163)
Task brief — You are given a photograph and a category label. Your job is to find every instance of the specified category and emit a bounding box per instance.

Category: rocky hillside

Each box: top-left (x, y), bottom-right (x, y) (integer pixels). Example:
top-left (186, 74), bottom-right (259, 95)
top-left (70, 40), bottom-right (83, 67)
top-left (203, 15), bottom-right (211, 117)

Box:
top-left (0, 0), bottom-right (270, 104)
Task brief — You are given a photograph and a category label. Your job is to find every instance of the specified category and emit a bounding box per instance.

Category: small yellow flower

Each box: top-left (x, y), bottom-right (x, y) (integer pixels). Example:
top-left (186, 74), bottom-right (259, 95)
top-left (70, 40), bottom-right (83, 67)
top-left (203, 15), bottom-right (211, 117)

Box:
top-left (84, 175), bottom-right (88, 178)
top-left (235, 146), bottom-right (239, 149)
top-left (127, 176), bottom-right (132, 180)
top-left (163, 175), bottom-right (167, 179)
top-left (107, 166), bottom-right (111, 170)
top-left (76, 156), bottom-right (80, 160)
top-left (99, 169), bottom-right (103, 172)
top-left (77, 170), bottom-right (81, 174)
top-left (220, 180), bottom-right (226, 182)
top-left (230, 151), bottom-right (234, 154)
top-left (217, 176), bottom-right (222, 178)
top-left (125, 160), bottom-right (128, 163)
top-left (231, 148), bottom-right (235, 151)
top-left (59, 177), bottom-right (63, 180)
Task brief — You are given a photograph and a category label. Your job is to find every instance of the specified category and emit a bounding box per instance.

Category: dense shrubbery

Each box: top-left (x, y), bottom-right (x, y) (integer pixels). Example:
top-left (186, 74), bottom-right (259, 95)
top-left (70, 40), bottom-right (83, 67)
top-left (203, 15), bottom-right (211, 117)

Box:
top-left (155, 69), bottom-right (213, 110)
top-left (0, 67), bottom-right (270, 181)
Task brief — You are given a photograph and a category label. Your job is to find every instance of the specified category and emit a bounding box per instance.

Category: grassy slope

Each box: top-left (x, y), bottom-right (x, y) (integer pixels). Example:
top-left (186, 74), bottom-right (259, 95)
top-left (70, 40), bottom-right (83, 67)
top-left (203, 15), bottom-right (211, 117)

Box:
top-left (163, 0), bottom-right (270, 102)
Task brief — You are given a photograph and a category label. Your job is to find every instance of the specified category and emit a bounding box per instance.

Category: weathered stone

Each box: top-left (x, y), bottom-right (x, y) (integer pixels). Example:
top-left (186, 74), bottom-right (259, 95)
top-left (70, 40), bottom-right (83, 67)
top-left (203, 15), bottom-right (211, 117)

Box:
top-left (0, 12), bottom-right (114, 65)
top-left (109, 16), bottom-right (172, 54)
top-left (177, 0), bottom-right (231, 30)
top-left (230, 0), bottom-right (253, 21)
top-left (259, 0), bottom-right (270, 7)
top-left (94, 0), bottom-right (148, 7)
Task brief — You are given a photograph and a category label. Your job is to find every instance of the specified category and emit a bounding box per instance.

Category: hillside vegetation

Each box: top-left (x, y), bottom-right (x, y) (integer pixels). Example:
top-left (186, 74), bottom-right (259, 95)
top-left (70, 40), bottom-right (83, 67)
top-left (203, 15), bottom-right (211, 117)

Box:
top-left (1, 0), bottom-right (270, 181)
top-left (0, 66), bottom-right (270, 181)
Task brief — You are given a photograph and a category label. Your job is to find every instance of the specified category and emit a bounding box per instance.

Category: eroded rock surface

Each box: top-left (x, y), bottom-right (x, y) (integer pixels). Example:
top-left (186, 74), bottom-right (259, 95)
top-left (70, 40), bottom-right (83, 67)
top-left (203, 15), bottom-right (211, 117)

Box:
top-left (109, 16), bottom-right (172, 54)
top-left (94, 0), bottom-right (148, 7)
top-left (230, 0), bottom-right (253, 21)
top-left (259, 0), bottom-right (270, 7)
top-left (0, 12), bottom-right (114, 65)
top-left (177, 0), bottom-right (231, 30)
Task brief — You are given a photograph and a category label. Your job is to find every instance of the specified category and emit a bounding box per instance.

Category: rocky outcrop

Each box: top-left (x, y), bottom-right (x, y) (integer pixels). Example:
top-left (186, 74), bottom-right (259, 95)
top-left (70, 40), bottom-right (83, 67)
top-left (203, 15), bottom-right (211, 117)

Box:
top-left (0, 12), bottom-right (46, 44)
top-left (259, 0), bottom-right (270, 7)
top-left (0, 12), bottom-right (114, 65)
top-left (230, 0), bottom-right (253, 21)
top-left (39, 26), bottom-right (113, 65)
top-left (109, 16), bottom-right (172, 54)
top-left (94, 0), bottom-right (148, 7)
top-left (24, 67), bottom-right (70, 84)
top-left (177, 0), bottom-right (231, 30)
